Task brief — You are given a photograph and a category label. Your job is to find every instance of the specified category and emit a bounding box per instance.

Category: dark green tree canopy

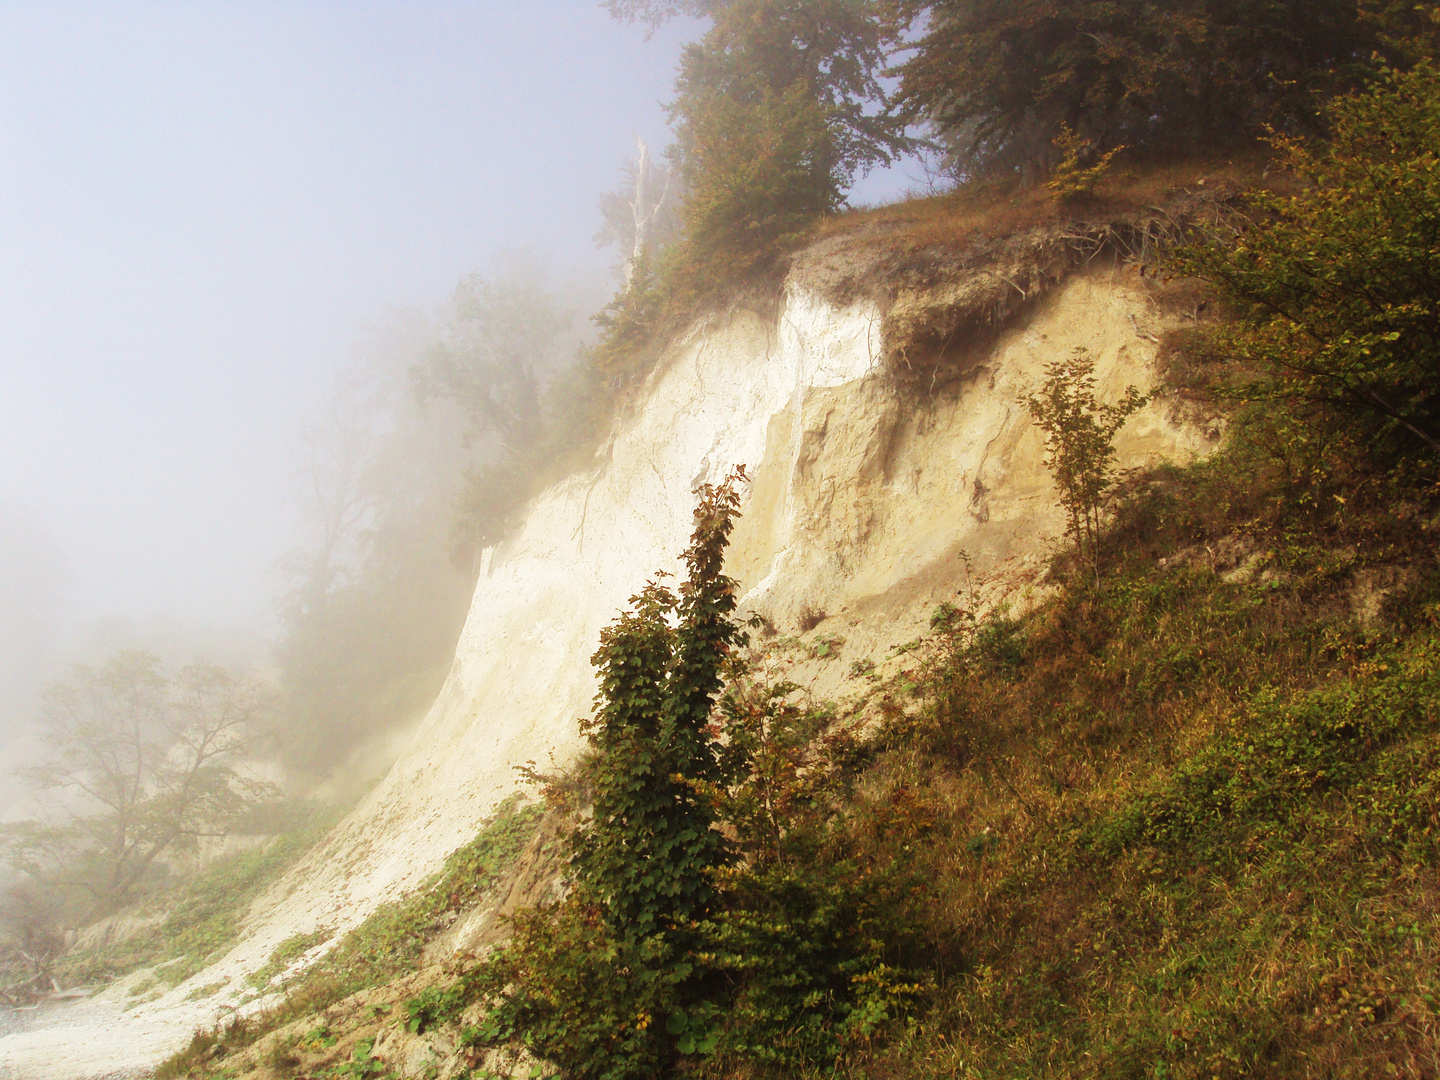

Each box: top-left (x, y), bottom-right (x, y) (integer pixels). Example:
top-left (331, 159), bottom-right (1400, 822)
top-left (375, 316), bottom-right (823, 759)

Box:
top-left (894, 0), bottom-right (1414, 178)
top-left (668, 0), bottom-right (908, 187)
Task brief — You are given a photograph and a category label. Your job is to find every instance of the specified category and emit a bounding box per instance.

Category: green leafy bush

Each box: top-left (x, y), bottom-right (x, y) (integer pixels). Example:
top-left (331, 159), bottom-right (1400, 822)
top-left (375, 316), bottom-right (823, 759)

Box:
top-left (1180, 62), bottom-right (1440, 463)
top-left (464, 473), bottom-right (750, 1079)
top-left (1026, 350), bottom-right (1146, 582)
top-left (449, 472), bottom-right (924, 1079)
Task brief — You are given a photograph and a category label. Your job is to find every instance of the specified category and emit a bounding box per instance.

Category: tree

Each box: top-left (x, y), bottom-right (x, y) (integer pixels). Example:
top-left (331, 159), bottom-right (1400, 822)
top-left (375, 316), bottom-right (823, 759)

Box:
top-left (1178, 61), bottom-right (1440, 459)
top-left (573, 468), bottom-right (748, 942)
top-left (6, 651), bottom-right (276, 919)
top-left (468, 469), bottom-right (921, 1075)
top-left (603, 0), bottom-right (710, 29)
top-left (597, 136), bottom-right (682, 291)
top-left (276, 310), bottom-right (481, 780)
top-left (411, 259), bottom-right (571, 458)
top-left (289, 366), bottom-right (390, 606)
top-left (412, 258), bottom-right (592, 549)
top-left (893, 0), bottom-right (1402, 181)
top-left (608, 0), bottom-right (910, 289)
top-left (470, 472), bottom-right (749, 1080)
top-left (1026, 352), bottom-right (1145, 582)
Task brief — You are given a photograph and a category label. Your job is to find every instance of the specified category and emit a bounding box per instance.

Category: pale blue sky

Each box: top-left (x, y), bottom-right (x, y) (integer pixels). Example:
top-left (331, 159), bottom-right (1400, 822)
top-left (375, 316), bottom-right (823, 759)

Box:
top-left (0, 1), bottom-right (911, 710)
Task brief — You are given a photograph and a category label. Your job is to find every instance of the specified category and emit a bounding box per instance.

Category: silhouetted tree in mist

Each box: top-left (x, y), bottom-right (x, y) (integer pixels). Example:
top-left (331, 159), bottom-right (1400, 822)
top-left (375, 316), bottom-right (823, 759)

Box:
top-left (2, 651), bottom-right (276, 923)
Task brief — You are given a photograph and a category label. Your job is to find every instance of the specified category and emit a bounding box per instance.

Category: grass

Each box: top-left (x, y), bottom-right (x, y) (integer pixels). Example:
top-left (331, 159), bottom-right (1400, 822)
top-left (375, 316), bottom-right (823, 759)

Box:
top-left (153, 155), bottom-right (1440, 1077)
top-left (813, 148), bottom-right (1281, 258)
top-left (790, 429), bottom-right (1440, 1078)
top-left (156, 421), bottom-right (1440, 1080)
top-left (54, 802), bottom-right (342, 990)
top-left (156, 795), bottom-right (545, 1076)
top-left (357, 377), bottom-right (1440, 1080)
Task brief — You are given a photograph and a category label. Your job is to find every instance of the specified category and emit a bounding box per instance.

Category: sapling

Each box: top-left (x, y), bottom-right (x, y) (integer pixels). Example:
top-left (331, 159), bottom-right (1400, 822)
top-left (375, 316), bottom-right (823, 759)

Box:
top-left (1026, 351), bottom-right (1146, 583)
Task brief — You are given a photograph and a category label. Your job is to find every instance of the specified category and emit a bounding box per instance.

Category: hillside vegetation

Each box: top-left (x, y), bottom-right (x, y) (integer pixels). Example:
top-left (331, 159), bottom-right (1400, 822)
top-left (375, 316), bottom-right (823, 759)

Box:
top-left (151, 3), bottom-right (1440, 1079)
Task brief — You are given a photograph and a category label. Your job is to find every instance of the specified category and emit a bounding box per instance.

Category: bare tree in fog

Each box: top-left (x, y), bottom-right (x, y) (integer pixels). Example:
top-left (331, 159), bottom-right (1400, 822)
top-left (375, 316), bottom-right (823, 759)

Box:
top-left (412, 256), bottom-right (598, 553)
top-left (3, 651), bottom-right (276, 922)
top-left (596, 136), bottom-right (682, 289)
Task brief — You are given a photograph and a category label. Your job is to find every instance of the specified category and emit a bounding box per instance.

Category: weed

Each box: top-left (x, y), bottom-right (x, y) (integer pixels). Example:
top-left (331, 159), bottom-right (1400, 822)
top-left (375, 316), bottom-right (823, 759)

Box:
top-left (797, 605), bottom-right (827, 632)
top-left (246, 926), bottom-right (333, 990)
top-left (322, 1037), bottom-right (393, 1079)
top-left (405, 982), bottom-right (466, 1034)
top-left (849, 659), bottom-right (878, 680)
top-left (185, 979), bottom-right (226, 1001)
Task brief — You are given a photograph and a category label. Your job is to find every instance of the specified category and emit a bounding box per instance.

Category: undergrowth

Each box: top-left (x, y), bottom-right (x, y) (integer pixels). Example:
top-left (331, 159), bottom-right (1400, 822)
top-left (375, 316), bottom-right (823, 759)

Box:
top-left (824, 407), bottom-right (1440, 1077)
top-left (54, 803), bottom-right (340, 990)
top-left (156, 796), bottom-right (543, 1076)
top-left (387, 379), bottom-right (1440, 1080)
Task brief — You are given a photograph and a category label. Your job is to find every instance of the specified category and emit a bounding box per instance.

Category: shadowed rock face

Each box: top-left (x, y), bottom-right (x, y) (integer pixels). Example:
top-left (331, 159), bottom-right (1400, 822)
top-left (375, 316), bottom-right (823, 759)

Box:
top-left (0, 265), bottom-right (1216, 1080)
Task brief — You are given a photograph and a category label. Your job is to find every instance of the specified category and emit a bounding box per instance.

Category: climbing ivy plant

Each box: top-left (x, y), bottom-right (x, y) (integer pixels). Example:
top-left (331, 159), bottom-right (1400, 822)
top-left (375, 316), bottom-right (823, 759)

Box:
top-left (572, 467), bottom-right (749, 942)
top-left (464, 470), bottom-right (749, 1080)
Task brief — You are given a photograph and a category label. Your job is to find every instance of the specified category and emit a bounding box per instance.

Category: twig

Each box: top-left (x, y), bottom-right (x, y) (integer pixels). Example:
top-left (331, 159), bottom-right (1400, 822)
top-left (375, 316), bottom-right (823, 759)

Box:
top-left (1128, 313), bottom-right (1161, 344)
top-left (994, 273), bottom-right (1028, 299)
top-left (988, 756), bottom-right (1039, 818)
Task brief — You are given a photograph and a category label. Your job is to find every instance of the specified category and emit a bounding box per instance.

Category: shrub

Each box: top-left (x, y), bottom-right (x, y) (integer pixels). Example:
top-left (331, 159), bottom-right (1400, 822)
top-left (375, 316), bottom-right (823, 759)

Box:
top-left (1047, 125), bottom-right (1123, 203)
top-left (1179, 62), bottom-right (1440, 464)
top-left (1025, 350), bottom-right (1146, 582)
top-left (468, 473), bottom-right (749, 1079)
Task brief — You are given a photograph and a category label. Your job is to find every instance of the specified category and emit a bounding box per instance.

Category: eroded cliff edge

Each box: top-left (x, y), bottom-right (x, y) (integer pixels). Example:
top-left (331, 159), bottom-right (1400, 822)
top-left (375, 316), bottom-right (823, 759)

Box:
top-left (0, 232), bottom-right (1218, 1079)
top-left (232, 256), bottom-right (1215, 975)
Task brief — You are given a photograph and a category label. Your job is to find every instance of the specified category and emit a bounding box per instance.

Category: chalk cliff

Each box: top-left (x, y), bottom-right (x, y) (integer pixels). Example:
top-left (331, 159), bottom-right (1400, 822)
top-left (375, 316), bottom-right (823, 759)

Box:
top-left (0, 243), bottom-right (1216, 1079)
top-left (229, 260), bottom-right (1215, 977)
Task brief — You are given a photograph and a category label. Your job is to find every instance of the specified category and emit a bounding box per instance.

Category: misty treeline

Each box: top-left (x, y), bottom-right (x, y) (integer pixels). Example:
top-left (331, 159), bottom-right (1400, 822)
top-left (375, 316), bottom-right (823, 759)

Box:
top-left (275, 256), bottom-right (609, 781)
top-left (0, 257), bottom-right (606, 978)
top-left (591, 0), bottom-right (1440, 369)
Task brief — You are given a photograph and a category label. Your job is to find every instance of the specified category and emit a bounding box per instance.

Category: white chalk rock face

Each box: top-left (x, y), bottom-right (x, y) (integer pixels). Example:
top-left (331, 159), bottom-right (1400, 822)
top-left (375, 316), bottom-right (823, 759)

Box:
top-left (232, 271), bottom-right (1213, 969)
top-left (0, 272), bottom-right (1214, 1079)
top-left (230, 284), bottom-right (889, 961)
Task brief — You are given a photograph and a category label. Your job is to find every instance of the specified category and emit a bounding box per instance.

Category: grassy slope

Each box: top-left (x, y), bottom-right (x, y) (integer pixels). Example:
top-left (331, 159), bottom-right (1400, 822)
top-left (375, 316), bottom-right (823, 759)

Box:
top-left (834, 448), bottom-right (1440, 1079)
top-left (154, 796), bottom-right (549, 1078)
top-left (54, 806), bottom-right (342, 992)
top-left (161, 159), bottom-right (1440, 1078)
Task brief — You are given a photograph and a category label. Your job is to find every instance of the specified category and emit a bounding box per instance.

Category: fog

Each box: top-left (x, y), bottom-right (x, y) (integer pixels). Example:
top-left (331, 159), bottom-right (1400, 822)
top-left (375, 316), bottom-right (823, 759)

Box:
top-left (0, 0), bottom-right (699, 625)
top-left (0, 3), bottom-right (913, 805)
top-left (0, 2), bottom-right (700, 782)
